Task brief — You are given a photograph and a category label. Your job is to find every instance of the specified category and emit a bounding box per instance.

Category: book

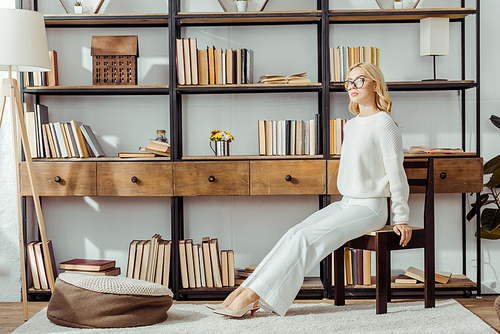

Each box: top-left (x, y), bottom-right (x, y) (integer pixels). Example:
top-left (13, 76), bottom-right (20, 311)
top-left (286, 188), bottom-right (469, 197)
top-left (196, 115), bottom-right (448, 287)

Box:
top-left (183, 38), bottom-right (192, 85)
top-left (221, 250), bottom-right (228, 287)
top-left (155, 240), bottom-right (166, 284)
top-left (27, 242), bottom-right (41, 290)
top-left (118, 152), bottom-right (155, 158)
top-left (394, 274), bottom-right (418, 284)
top-left (190, 38), bottom-right (199, 85)
top-left (140, 240), bottom-right (151, 281)
top-left (198, 245), bottom-right (206, 287)
top-left (179, 240), bottom-right (189, 288)
top-left (162, 240), bottom-right (172, 287)
top-left (33, 242), bottom-right (49, 289)
top-left (258, 120), bottom-right (266, 155)
top-left (345, 248), bottom-right (353, 285)
top-left (133, 240), bottom-right (146, 279)
top-left (227, 250), bottom-right (235, 287)
top-left (185, 239), bottom-right (196, 288)
top-left (362, 250), bottom-right (371, 285)
top-left (69, 120), bottom-right (84, 157)
top-left (41, 124), bottom-right (51, 158)
top-left (80, 124), bottom-right (105, 157)
top-left (60, 259), bottom-right (116, 272)
top-left (405, 266), bottom-right (452, 284)
top-left (139, 147), bottom-right (170, 157)
top-left (24, 106), bottom-right (37, 158)
top-left (202, 237), bottom-right (213, 287)
top-left (147, 234), bottom-right (161, 282)
top-left (193, 244), bottom-right (202, 288)
top-left (63, 267), bottom-right (121, 276)
top-left (47, 50), bottom-right (59, 86)
top-left (126, 240), bottom-right (140, 278)
top-left (258, 72), bottom-right (311, 84)
top-left (198, 48), bottom-right (209, 85)
top-left (210, 238), bottom-right (223, 288)
top-left (176, 38), bottom-right (185, 85)
top-left (208, 46), bottom-right (215, 85)
top-left (409, 146), bottom-right (465, 154)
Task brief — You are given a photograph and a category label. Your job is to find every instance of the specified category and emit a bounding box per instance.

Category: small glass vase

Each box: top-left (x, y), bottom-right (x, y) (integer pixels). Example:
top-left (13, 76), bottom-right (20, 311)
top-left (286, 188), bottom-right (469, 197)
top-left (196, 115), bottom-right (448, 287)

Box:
top-left (210, 141), bottom-right (230, 156)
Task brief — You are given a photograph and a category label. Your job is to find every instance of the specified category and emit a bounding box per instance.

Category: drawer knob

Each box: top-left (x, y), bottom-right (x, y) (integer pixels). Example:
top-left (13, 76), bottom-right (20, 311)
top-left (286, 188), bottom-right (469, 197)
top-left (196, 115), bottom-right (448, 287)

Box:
top-left (208, 175), bottom-right (215, 182)
top-left (285, 175), bottom-right (292, 182)
top-left (440, 172), bottom-right (447, 179)
top-left (54, 176), bottom-right (61, 183)
top-left (131, 176), bottom-right (138, 183)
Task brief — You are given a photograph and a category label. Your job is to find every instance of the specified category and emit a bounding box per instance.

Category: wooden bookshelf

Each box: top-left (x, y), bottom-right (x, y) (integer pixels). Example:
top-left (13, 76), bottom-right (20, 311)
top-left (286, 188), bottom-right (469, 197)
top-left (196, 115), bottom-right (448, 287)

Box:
top-left (23, 85), bottom-right (169, 95)
top-left (330, 81), bottom-right (476, 92)
top-left (182, 155), bottom-right (323, 160)
top-left (329, 8), bottom-right (475, 23)
top-left (177, 11), bottom-right (321, 25)
top-left (43, 14), bottom-right (169, 27)
top-left (345, 275), bottom-right (476, 290)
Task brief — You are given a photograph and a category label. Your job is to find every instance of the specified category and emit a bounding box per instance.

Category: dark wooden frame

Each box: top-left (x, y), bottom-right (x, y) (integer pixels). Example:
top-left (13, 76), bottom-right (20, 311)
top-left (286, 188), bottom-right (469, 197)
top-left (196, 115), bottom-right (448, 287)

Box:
top-left (333, 158), bottom-right (435, 314)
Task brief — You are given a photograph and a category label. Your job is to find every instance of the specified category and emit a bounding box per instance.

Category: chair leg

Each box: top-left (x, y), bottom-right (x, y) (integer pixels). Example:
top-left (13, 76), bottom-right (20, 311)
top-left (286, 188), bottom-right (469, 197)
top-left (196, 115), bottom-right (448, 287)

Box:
top-left (333, 248), bottom-right (345, 306)
top-left (386, 251), bottom-right (391, 304)
top-left (376, 234), bottom-right (388, 314)
top-left (425, 246), bottom-right (435, 308)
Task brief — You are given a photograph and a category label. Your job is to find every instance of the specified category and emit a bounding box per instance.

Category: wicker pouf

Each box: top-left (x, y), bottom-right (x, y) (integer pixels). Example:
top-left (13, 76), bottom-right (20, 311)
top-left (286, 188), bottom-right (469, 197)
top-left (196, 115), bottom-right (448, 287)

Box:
top-left (47, 272), bottom-right (173, 328)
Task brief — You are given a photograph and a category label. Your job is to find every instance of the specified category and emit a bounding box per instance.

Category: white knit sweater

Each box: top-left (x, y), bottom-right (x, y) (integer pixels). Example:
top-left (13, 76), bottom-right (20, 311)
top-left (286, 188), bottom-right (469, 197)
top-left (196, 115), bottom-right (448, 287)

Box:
top-left (337, 111), bottom-right (410, 224)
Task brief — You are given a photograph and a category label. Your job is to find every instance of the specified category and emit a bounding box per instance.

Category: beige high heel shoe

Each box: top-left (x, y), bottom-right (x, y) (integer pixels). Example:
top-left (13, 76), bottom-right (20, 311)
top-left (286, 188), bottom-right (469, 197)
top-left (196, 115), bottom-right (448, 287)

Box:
top-left (207, 301), bottom-right (258, 311)
top-left (212, 302), bottom-right (260, 318)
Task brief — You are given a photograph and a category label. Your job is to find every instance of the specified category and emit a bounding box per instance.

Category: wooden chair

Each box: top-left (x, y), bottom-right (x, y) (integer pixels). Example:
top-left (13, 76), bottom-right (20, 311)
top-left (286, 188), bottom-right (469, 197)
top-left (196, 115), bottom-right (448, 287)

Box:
top-left (333, 158), bottom-right (435, 314)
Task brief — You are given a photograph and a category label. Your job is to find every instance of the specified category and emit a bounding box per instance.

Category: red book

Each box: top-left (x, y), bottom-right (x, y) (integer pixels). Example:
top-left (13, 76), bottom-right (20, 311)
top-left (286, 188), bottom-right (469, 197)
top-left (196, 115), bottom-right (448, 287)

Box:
top-left (59, 259), bottom-right (115, 272)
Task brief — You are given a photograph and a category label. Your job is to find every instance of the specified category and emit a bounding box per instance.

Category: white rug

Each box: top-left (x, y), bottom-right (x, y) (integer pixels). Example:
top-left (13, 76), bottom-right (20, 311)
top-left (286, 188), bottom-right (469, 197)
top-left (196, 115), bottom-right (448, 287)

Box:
top-left (13, 299), bottom-right (496, 334)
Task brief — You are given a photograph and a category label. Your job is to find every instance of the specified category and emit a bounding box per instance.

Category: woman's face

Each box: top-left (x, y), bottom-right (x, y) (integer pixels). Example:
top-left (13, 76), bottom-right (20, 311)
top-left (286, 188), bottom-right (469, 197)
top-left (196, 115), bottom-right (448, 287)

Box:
top-left (346, 67), bottom-right (376, 107)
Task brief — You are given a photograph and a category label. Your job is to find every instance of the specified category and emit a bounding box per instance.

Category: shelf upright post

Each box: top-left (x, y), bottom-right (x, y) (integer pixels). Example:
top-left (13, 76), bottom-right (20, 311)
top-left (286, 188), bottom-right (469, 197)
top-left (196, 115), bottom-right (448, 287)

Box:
top-left (169, 0), bottom-right (183, 300)
top-left (460, 0), bottom-right (467, 282)
top-left (475, 0), bottom-right (481, 297)
top-left (318, 0), bottom-right (332, 299)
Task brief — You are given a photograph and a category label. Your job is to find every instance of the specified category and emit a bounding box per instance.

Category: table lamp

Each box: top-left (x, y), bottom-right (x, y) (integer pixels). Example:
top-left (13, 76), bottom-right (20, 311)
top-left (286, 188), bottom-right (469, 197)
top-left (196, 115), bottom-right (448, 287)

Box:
top-left (420, 17), bottom-right (449, 81)
top-left (0, 8), bottom-right (53, 321)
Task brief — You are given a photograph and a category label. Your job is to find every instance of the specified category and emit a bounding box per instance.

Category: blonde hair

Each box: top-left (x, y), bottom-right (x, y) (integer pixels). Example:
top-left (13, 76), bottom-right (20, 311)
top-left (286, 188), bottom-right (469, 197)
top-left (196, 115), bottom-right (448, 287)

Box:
top-left (347, 62), bottom-right (392, 116)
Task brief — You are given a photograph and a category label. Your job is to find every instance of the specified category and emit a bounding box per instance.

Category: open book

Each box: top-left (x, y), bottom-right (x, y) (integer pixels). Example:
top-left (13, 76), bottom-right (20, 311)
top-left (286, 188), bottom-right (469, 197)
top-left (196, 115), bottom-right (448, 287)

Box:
top-left (409, 145), bottom-right (464, 154)
top-left (258, 72), bottom-right (311, 84)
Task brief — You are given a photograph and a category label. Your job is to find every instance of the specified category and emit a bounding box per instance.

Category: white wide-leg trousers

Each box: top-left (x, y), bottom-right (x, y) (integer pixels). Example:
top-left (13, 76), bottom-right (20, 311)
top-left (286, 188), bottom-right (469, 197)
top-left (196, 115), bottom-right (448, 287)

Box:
top-left (241, 196), bottom-right (388, 316)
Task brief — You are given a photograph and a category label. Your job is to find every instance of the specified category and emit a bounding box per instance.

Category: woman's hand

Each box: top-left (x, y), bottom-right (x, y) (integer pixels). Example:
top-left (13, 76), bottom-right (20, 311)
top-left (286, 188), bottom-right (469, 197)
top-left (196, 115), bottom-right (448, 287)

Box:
top-left (393, 224), bottom-right (412, 247)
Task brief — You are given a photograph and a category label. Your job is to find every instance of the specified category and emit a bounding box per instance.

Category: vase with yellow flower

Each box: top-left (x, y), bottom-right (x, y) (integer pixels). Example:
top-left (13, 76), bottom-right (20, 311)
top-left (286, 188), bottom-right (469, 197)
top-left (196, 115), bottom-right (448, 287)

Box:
top-left (210, 129), bottom-right (234, 156)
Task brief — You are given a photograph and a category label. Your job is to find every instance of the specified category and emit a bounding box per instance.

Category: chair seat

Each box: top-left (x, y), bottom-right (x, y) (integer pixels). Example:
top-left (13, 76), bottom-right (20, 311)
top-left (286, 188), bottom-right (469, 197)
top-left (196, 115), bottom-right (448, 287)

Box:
top-left (365, 225), bottom-right (424, 235)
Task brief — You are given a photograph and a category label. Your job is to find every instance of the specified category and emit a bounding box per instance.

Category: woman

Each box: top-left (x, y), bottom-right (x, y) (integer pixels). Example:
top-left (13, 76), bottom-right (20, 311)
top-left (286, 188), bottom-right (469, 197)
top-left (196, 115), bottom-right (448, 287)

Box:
top-left (212, 62), bottom-right (412, 317)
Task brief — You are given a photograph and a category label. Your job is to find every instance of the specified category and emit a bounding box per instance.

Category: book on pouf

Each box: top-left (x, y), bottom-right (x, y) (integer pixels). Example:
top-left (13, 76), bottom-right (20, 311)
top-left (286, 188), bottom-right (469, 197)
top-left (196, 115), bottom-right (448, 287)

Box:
top-left (60, 259), bottom-right (116, 272)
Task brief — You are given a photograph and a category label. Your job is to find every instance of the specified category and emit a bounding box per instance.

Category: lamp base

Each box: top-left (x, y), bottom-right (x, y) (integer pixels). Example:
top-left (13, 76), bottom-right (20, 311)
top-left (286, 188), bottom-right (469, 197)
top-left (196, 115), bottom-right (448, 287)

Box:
top-left (421, 55), bottom-right (448, 82)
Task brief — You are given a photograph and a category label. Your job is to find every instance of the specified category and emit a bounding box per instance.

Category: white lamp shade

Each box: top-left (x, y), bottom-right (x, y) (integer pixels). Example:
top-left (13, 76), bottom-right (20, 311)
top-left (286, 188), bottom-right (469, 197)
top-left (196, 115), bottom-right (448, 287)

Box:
top-left (420, 17), bottom-right (449, 57)
top-left (0, 9), bottom-right (50, 72)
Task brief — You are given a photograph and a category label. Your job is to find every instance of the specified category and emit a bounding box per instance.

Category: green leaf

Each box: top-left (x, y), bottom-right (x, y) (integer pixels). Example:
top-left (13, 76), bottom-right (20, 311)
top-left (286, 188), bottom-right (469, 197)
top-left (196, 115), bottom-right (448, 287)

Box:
top-left (481, 208), bottom-right (500, 232)
top-left (486, 169), bottom-right (500, 188)
top-left (490, 115), bottom-right (500, 129)
top-left (466, 193), bottom-right (490, 221)
top-left (484, 154), bottom-right (500, 174)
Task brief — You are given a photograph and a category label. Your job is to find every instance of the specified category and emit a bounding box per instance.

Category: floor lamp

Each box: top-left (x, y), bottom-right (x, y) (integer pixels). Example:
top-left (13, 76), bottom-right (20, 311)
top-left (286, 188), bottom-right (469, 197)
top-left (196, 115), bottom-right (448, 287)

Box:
top-left (0, 9), bottom-right (54, 321)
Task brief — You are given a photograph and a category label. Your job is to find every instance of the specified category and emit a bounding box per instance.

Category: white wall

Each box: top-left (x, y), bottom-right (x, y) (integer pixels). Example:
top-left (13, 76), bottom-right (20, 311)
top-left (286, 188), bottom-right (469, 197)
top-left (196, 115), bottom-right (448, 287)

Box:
top-left (1, 0), bottom-right (499, 301)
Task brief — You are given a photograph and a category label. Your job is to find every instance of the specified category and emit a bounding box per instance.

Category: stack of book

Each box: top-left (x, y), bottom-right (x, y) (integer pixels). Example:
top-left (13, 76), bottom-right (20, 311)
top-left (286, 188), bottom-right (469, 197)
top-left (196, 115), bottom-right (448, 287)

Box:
top-left (330, 118), bottom-right (348, 156)
top-left (179, 237), bottom-right (235, 289)
top-left (258, 72), bottom-right (311, 84)
top-left (176, 38), bottom-right (254, 85)
top-left (59, 259), bottom-right (120, 276)
top-left (23, 50), bottom-right (58, 87)
top-left (119, 140), bottom-right (171, 158)
top-left (330, 46), bottom-right (380, 83)
top-left (404, 266), bottom-right (452, 284)
top-left (27, 240), bottom-right (57, 291)
top-left (257, 116), bottom-right (321, 156)
top-left (24, 100), bottom-right (105, 158)
top-left (331, 248), bottom-right (372, 286)
top-left (126, 235), bottom-right (172, 287)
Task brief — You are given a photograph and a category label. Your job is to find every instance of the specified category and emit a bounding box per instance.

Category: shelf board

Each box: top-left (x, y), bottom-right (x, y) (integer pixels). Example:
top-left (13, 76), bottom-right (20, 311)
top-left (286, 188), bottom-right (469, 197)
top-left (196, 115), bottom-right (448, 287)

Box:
top-left (177, 83), bottom-right (322, 94)
top-left (182, 155), bottom-right (323, 161)
top-left (43, 13), bottom-right (169, 27)
top-left (345, 275), bottom-right (476, 290)
top-left (329, 8), bottom-right (476, 23)
top-left (330, 80), bottom-right (476, 92)
top-left (177, 10), bottom-right (321, 26)
top-left (31, 157), bottom-right (171, 162)
top-left (23, 85), bottom-right (169, 96)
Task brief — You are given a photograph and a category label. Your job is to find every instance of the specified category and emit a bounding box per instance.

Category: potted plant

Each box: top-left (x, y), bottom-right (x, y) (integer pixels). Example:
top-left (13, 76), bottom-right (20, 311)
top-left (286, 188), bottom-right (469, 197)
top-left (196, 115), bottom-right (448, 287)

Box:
top-left (234, 0), bottom-right (248, 12)
top-left (467, 115), bottom-right (500, 239)
top-left (394, 0), bottom-right (403, 9)
top-left (74, 1), bottom-right (83, 14)
top-left (210, 129), bottom-right (235, 156)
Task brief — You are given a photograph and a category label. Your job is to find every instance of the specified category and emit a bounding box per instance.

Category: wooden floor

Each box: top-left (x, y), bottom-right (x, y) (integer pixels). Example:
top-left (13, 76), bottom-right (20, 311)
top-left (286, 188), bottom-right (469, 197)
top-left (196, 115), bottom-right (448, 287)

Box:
top-left (1, 296), bottom-right (499, 333)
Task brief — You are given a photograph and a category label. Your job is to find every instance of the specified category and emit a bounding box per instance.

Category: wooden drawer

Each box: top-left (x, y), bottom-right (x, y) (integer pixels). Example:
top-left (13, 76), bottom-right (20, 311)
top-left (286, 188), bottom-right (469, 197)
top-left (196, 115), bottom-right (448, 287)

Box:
top-left (327, 160), bottom-right (340, 195)
top-left (174, 161), bottom-right (249, 196)
top-left (97, 162), bottom-right (173, 196)
top-left (250, 160), bottom-right (326, 195)
top-left (20, 162), bottom-right (96, 196)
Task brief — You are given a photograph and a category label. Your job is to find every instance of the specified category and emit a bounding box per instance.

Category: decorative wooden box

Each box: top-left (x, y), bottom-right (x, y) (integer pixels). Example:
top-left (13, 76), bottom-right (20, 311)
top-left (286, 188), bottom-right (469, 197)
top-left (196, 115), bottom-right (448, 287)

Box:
top-left (91, 36), bottom-right (139, 85)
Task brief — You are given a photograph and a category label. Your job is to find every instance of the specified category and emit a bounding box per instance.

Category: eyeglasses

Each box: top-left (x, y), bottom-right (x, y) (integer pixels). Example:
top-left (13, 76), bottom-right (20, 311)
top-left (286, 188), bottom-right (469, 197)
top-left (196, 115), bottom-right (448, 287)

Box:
top-left (344, 76), bottom-right (371, 91)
